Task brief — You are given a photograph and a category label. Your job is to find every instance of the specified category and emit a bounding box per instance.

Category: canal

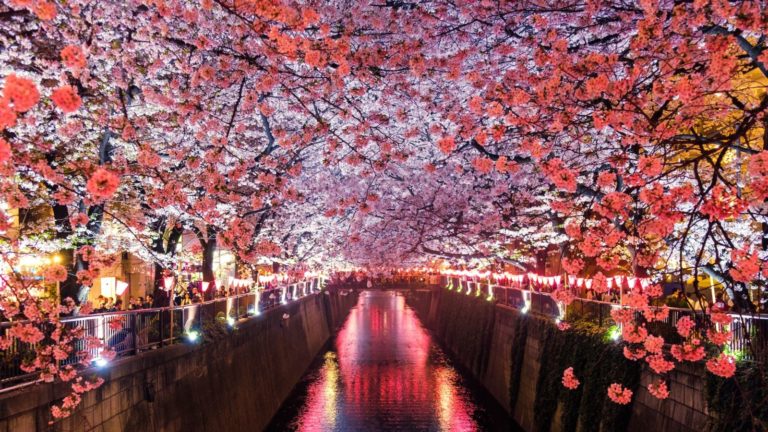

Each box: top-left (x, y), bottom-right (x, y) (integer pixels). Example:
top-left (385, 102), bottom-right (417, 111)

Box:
top-left (266, 290), bottom-right (519, 432)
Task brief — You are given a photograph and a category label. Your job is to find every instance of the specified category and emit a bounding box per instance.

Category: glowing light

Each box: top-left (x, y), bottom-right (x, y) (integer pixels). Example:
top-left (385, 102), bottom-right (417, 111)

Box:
top-left (201, 281), bottom-right (210, 292)
top-left (522, 291), bottom-right (532, 314)
top-left (186, 330), bottom-right (200, 342)
top-left (19, 255), bottom-right (42, 268)
top-left (93, 357), bottom-right (108, 368)
top-left (163, 276), bottom-right (175, 291)
top-left (227, 316), bottom-right (236, 327)
top-left (253, 291), bottom-right (261, 315)
top-left (556, 301), bottom-right (566, 321)
top-left (608, 325), bottom-right (621, 341)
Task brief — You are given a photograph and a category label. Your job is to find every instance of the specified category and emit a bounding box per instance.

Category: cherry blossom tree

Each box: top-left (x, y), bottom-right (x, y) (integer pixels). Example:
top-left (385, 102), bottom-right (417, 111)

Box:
top-left (2, 0), bottom-right (768, 424)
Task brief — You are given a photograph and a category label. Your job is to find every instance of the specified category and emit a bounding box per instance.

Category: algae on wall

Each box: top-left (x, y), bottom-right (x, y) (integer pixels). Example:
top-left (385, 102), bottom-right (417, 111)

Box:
top-left (532, 320), bottom-right (640, 432)
top-left (508, 311), bottom-right (529, 412)
top-left (416, 290), bottom-right (642, 432)
top-left (431, 290), bottom-right (496, 378)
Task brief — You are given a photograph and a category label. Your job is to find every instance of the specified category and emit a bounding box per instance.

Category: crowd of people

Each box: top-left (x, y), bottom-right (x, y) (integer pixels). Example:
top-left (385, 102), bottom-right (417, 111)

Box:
top-left (327, 272), bottom-right (437, 289)
top-left (93, 294), bottom-right (154, 312)
top-left (92, 281), bottom-right (261, 313)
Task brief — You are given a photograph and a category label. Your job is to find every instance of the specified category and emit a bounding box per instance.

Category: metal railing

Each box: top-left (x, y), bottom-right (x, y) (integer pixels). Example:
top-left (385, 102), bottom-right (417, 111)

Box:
top-left (442, 275), bottom-right (768, 362)
top-left (0, 278), bottom-right (323, 392)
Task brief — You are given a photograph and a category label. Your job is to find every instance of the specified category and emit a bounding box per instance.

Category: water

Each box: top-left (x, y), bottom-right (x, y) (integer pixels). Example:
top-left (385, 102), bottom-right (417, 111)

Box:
top-left (266, 290), bottom-right (519, 432)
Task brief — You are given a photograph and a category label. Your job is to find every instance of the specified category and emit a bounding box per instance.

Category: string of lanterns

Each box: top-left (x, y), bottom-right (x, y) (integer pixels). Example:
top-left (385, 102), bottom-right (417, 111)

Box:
top-left (440, 269), bottom-right (652, 291)
top-left (158, 272), bottom-right (323, 292)
top-left (257, 273), bottom-right (289, 284)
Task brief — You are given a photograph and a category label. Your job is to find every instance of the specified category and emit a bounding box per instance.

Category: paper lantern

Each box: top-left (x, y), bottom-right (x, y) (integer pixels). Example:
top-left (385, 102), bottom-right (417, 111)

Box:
top-left (116, 280), bottom-right (129, 296)
top-left (163, 276), bottom-right (175, 291)
top-left (627, 277), bottom-right (637, 289)
top-left (201, 281), bottom-right (210, 292)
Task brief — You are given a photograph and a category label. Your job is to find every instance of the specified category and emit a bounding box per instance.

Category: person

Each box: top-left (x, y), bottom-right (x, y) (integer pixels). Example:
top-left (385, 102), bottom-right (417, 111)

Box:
top-left (180, 292), bottom-right (192, 305)
top-left (712, 292), bottom-right (729, 312)
top-left (665, 289), bottom-right (688, 308)
top-left (113, 299), bottom-right (123, 311)
top-left (609, 289), bottom-right (619, 304)
top-left (93, 295), bottom-right (106, 313)
top-left (143, 295), bottom-right (153, 309)
top-left (191, 288), bottom-right (202, 303)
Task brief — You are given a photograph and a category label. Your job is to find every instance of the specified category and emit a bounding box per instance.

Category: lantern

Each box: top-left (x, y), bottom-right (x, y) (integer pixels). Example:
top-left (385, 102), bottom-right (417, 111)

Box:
top-left (163, 276), bottom-right (175, 291)
top-left (116, 280), bottom-right (129, 296)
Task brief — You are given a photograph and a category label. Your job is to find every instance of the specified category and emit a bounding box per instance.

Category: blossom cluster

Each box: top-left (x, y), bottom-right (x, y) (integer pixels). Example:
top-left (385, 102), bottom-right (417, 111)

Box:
top-left (562, 367), bottom-right (580, 390)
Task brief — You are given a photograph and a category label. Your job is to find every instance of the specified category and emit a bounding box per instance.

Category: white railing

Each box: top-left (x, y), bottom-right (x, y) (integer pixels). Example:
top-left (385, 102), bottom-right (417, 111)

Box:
top-left (0, 278), bottom-right (323, 392)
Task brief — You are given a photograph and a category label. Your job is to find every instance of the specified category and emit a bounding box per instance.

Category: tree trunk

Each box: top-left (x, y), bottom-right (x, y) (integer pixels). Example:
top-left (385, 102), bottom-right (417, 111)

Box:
top-left (151, 221), bottom-right (183, 307)
top-left (202, 241), bottom-right (216, 299)
top-left (194, 224), bottom-right (218, 300)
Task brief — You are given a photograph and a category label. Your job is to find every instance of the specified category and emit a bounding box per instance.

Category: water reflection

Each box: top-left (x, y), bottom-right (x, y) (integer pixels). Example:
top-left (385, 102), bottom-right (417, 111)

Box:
top-left (267, 291), bottom-right (514, 432)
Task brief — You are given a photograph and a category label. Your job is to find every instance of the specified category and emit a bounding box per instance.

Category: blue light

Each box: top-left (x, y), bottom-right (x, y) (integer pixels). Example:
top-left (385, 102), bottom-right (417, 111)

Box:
top-left (186, 330), bottom-right (200, 342)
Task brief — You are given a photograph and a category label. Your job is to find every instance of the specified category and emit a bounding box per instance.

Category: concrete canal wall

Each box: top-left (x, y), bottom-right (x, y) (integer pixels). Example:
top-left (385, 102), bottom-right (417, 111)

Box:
top-left (408, 289), bottom-right (711, 432)
top-left (0, 290), bottom-right (358, 432)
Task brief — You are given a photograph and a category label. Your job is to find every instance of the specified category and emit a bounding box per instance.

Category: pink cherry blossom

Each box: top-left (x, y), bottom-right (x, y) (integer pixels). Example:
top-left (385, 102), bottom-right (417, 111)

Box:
top-left (562, 367), bottom-right (580, 390)
top-left (607, 383), bottom-right (633, 405)
top-left (706, 354), bottom-right (737, 379)
top-left (647, 380), bottom-right (669, 400)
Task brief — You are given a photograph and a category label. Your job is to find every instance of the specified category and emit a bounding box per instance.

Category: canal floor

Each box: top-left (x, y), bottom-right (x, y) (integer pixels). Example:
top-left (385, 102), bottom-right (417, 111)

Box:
top-left (266, 290), bottom-right (519, 431)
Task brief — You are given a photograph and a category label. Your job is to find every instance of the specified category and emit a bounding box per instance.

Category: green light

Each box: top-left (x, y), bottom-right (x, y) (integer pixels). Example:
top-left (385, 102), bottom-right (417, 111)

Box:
top-left (723, 345), bottom-right (745, 361)
top-left (607, 325), bottom-right (621, 341)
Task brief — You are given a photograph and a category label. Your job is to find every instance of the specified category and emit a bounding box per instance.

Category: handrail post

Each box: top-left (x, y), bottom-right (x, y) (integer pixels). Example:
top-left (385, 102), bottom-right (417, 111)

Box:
top-left (159, 310), bottom-right (164, 348)
top-left (131, 313), bottom-right (137, 354)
